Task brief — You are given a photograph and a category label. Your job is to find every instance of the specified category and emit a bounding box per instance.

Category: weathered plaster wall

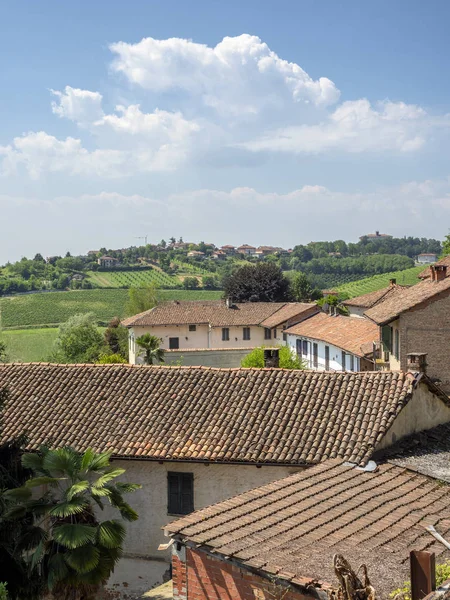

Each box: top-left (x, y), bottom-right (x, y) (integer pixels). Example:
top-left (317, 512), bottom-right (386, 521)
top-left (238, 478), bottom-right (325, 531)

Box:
top-left (161, 348), bottom-right (253, 367)
top-left (106, 461), bottom-right (301, 597)
top-left (375, 382), bottom-right (450, 451)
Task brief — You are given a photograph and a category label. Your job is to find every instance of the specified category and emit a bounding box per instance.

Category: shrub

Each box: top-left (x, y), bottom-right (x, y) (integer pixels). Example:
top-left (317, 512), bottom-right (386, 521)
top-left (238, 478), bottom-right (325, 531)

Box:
top-left (241, 345), bottom-right (305, 369)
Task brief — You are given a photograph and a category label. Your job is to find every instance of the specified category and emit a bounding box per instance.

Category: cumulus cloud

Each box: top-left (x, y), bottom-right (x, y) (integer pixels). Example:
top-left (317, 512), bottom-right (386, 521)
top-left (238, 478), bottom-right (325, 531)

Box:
top-left (51, 86), bottom-right (104, 125)
top-left (242, 99), bottom-right (428, 154)
top-left (109, 34), bottom-right (340, 115)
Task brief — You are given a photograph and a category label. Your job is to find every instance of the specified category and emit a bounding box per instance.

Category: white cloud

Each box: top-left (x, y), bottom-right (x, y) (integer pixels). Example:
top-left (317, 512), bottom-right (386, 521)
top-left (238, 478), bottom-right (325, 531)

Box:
top-left (109, 34), bottom-right (340, 115)
top-left (242, 99), bottom-right (428, 154)
top-left (51, 86), bottom-right (104, 125)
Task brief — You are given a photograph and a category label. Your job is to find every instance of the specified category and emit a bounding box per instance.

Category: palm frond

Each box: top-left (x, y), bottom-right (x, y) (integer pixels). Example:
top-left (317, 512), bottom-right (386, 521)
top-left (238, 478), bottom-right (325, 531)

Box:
top-left (64, 544), bottom-right (100, 574)
top-left (53, 524), bottom-right (97, 549)
top-left (25, 476), bottom-right (62, 488)
top-left (30, 534), bottom-right (48, 570)
top-left (66, 480), bottom-right (89, 500)
top-left (47, 553), bottom-right (69, 590)
top-left (118, 502), bottom-right (139, 522)
top-left (85, 451), bottom-right (113, 472)
top-left (16, 525), bottom-right (47, 552)
top-left (21, 452), bottom-right (45, 473)
top-left (92, 468), bottom-right (125, 488)
top-left (48, 497), bottom-right (89, 518)
top-left (97, 520), bottom-right (126, 549)
top-left (115, 482), bottom-right (142, 494)
top-left (3, 486), bottom-right (32, 501)
top-left (42, 448), bottom-right (80, 478)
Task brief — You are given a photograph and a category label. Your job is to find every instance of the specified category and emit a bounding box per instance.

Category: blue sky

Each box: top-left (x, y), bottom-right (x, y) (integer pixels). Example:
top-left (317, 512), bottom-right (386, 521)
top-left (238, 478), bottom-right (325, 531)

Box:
top-left (1, 0), bottom-right (450, 262)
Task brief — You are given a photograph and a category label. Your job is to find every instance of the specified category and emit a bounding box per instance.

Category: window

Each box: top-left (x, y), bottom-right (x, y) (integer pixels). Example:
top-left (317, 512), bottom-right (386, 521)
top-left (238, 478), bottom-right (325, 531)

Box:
top-left (264, 328), bottom-right (271, 340)
top-left (282, 333), bottom-right (287, 342)
top-left (296, 339), bottom-right (302, 356)
top-left (394, 329), bottom-right (400, 359)
top-left (302, 340), bottom-right (308, 356)
top-left (189, 324), bottom-right (197, 332)
top-left (381, 325), bottom-right (393, 353)
top-left (313, 343), bottom-right (318, 368)
top-left (167, 472), bottom-right (194, 515)
top-left (273, 328), bottom-right (277, 338)
top-left (169, 337), bottom-right (179, 350)
top-left (350, 355), bottom-right (355, 371)
top-left (222, 328), bottom-right (230, 341)
top-left (341, 351), bottom-right (346, 371)
top-left (325, 345), bottom-right (330, 370)
top-left (243, 327), bottom-right (251, 341)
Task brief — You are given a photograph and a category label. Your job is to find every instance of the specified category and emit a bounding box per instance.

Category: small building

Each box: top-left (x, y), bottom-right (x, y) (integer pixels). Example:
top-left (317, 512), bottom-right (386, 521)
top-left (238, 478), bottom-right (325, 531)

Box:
top-left (187, 250), bottom-right (205, 259)
top-left (342, 279), bottom-right (405, 318)
top-left (417, 252), bottom-right (438, 264)
top-left (97, 255), bottom-right (119, 268)
top-left (210, 250), bottom-right (226, 260)
top-left (364, 265), bottom-right (450, 391)
top-left (237, 244), bottom-right (257, 255)
top-left (166, 454), bottom-right (450, 600)
top-left (285, 311), bottom-right (378, 371)
top-left (419, 255), bottom-right (450, 279)
top-left (255, 245), bottom-right (276, 256)
top-left (2, 362), bottom-right (450, 597)
top-left (122, 300), bottom-right (318, 362)
top-left (359, 230), bottom-right (393, 241)
top-left (220, 245), bottom-right (236, 255)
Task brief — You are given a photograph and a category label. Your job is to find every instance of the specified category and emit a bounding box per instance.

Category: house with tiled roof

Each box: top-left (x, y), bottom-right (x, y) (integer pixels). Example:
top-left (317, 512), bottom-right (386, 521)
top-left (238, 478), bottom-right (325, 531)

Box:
top-left (237, 243), bottom-right (257, 255)
top-left (122, 300), bottom-right (318, 365)
top-left (165, 457), bottom-right (450, 600)
top-left (363, 264), bottom-right (450, 391)
top-left (417, 252), bottom-right (438, 264)
top-left (1, 362), bottom-right (449, 596)
top-left (285, 311), bottom-right (378, 372)
top-left (342, 278), bottom-right (406, 318)
top-left (418, 254), bottom-right (450, 279)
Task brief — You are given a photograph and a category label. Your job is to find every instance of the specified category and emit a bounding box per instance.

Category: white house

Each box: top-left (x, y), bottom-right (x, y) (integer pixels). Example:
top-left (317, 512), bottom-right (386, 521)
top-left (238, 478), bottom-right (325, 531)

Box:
top-left (97, 255), bottom-right (119, 268)
top-left (123, 300), bottom-right (318, 364)
top-left (417, 252), bottom-right (438, 264)
top-left (2, 362), bottom-right (449, 597)
top-left (285, 311), bottom-right (378, 371)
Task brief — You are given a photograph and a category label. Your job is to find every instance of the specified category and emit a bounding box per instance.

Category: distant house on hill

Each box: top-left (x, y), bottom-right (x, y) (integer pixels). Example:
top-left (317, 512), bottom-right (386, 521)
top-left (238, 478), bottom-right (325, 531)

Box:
top-left (97, 256), bottom-right (119, 268)
top-left (359, 230), bottom-right (392, 241)
top-left (237, 244), bottom-right (256, 255)
top-left (186, 250), bottom-right (205, 259)
top-left (220, 245), bottom-right (236, 254)
top-left (1, 362), bottom-right (450, 597)
top-left (417, 252), bottom-right (438, 264)
top-left (122, 300), bottom-right (318, 365)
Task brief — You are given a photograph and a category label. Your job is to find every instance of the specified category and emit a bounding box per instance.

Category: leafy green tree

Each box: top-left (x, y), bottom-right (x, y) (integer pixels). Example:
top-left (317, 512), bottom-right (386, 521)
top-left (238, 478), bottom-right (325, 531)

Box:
top-left (291, 272), bottom-right (313, 302)
top-left (52, 313), bottom-right (103, 363)
top-left (223, 263), bottom-right (291, 302)
top-left (202, 276), bottom-right (218, 290)
top-left (442, 233), bottom-right (450, 257)
top-left (182, 277), bottom-right (199, 290)
top-left (5, 447), bottom-right (140, 600)
top-left (126, 284), bottom-right (158, 316)
top-left (136, 334), bottom-right (165, 365)
top-left (316, 295), bottom-right (349, 315)
top-left (97, 354), bottom-right (127, 364)
top-left (0, 583), bottom-right (7, 599)
top-left (103, 318), bottom-right (128, 360)
top-left (0, 340), bottom-right (7, 363)
top-left (241, 346), bottom-right (305, 369)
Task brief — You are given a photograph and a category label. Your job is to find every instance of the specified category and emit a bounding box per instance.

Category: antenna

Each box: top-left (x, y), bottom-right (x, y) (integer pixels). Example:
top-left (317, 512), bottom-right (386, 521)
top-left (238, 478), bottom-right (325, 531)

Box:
top-left (135, 235), bottom-right (148, 245)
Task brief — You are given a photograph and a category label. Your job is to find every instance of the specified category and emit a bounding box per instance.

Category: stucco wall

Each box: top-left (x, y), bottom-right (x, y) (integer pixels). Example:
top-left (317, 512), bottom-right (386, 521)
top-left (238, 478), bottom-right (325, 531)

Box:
top-left (286, 334), bottom-right (361, 371)
top-left (398, 292), bottom-right (450, 392)
top-left (106, 461), bottom-right (301, 597)
top-left (160, 348), bottom-right (253, 367)
top-left (375, 382), bottom-right (450, 451)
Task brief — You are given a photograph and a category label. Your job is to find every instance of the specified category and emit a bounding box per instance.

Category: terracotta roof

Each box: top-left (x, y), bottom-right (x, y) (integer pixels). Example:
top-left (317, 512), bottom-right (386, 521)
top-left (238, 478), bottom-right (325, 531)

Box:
top-left (122, 301), bottom-right (296, 328)
top-left (284, 313), bottom-right (379, 357)
top-left (342, 284), bottom-right (406, 309)
top-left (419, 255), bottom-right (450, 279)
top-left (165, 459), bottom-right (450, 598)
top-left (0, 364), bottom-right (416, 466)
top-left (365, 277), bottom-right (450, 325)
top-left (259, 303), bottom-right (318, 328)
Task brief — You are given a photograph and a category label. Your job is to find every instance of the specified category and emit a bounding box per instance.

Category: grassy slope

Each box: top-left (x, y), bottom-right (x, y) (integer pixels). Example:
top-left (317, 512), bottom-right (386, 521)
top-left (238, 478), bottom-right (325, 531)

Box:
top-left (335, 266), bottom-right (423, 298)
top-left (0, 289), bottom-right (223, 328)
top-left (1, 328), bottom-right (59, 362)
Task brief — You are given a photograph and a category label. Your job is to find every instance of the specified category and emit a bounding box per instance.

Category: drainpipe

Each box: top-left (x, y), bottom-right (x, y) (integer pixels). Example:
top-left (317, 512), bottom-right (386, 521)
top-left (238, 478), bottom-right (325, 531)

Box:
top-left (208, 323), bottom-right (211, 348)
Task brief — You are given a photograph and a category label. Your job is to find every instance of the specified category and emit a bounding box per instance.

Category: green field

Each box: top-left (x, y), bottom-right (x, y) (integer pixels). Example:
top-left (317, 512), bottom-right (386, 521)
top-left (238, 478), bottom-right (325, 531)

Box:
top-left (0, 289), bottom-right (223, 328)
top-left (87, 268), bottom-right (179, 288)
top-left (335, 266), bottom-right (423, 298)
top-left (1, 328), bottom-right (59, 362)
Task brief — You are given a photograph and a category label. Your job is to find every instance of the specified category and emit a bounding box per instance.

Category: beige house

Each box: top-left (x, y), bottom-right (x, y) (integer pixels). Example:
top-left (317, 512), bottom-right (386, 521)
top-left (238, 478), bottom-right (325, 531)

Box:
top-left (2, 362), bottom-right (450, 597)
top-left (97, 255), bottom-right (119, 268)
top-left (122, 300), bottom-right (318, 364)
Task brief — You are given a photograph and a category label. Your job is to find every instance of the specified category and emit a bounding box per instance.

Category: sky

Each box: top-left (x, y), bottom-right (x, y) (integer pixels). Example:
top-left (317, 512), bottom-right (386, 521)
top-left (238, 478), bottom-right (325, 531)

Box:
top-left (1, 0), bottom-right (450, 263)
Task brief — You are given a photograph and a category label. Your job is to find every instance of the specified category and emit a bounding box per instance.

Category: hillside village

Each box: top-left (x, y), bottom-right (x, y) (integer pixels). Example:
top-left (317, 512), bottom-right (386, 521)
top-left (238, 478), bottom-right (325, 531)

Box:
top-left (2, 239), bottom-right (450, 599)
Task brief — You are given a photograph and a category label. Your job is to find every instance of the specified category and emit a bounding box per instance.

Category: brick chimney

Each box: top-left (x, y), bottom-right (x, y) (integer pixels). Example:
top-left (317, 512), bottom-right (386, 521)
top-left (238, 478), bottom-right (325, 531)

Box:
top-left (406, 352), bottom-right (427, 374)
top-left (264, 348), bottom-right (280, 368)
top-left (431, 265), bottom-right (447, 282)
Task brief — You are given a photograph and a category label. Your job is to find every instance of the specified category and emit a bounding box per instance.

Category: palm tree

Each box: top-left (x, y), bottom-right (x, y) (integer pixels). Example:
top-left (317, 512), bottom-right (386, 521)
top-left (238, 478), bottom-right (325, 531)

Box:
top-left (5, 447), bottom-right (140, 600)
top-left (136, 334), bottom-right (165, 365)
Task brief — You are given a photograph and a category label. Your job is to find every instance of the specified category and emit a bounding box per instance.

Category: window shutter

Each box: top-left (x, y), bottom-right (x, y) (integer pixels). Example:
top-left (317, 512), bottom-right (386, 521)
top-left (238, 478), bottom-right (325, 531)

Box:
top-left (381, 326), bottom-right (392, 352)
top-left (181, 474), bottom-right (194, 514)
top-left (168, 474), bottom-right (180, 514)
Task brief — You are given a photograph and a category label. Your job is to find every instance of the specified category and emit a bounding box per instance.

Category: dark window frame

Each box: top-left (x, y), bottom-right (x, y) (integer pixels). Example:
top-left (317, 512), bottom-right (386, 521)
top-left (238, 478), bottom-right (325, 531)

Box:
top-left (243, 327), bottom-right (251, 341)
top-left (394, 329), bottom-right (400, 359)
top-left (313, 343), bottom-right (318, 368)
top-left (350, 354), bottom-right (355, 371)
top-left (264, 328), bottom-right (272, 340)
top-left (167, 472), bottom-right (194, 516)
top-left (169, 337), bottom-right (179, 350)
top-left (296, 338), bottom-right (302, 356)
top-left (188, 324), bottom-right (197, 332)
top-left (222, 327), bottom-right (230, 341)
top-left (325, 345), bottom-right (330, 370)
top-left (341, 351), bottom-right (346, 371)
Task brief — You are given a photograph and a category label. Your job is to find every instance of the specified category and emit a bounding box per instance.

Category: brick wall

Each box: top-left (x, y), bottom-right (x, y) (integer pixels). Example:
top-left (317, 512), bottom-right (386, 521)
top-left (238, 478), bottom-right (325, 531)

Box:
top-left (399, 291), bottom-right (450, 392)
top-left (173, 546), bottom-right (320, 600)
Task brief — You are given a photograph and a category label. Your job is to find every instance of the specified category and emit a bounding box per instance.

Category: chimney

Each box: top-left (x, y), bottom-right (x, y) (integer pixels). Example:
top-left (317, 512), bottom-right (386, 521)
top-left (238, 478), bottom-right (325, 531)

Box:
top-left (389, 278), bottom-right (397, 286)
top-left (407, 352), bottom-right (427, 374)
top-left (375, 230), bottom-right (380, 236)
top-left (264, 348), bottom-right (280, 368)
top-left (226, 297), bottom-right (232, 308)
top-left (431, 265), bottom-right (447, 282)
